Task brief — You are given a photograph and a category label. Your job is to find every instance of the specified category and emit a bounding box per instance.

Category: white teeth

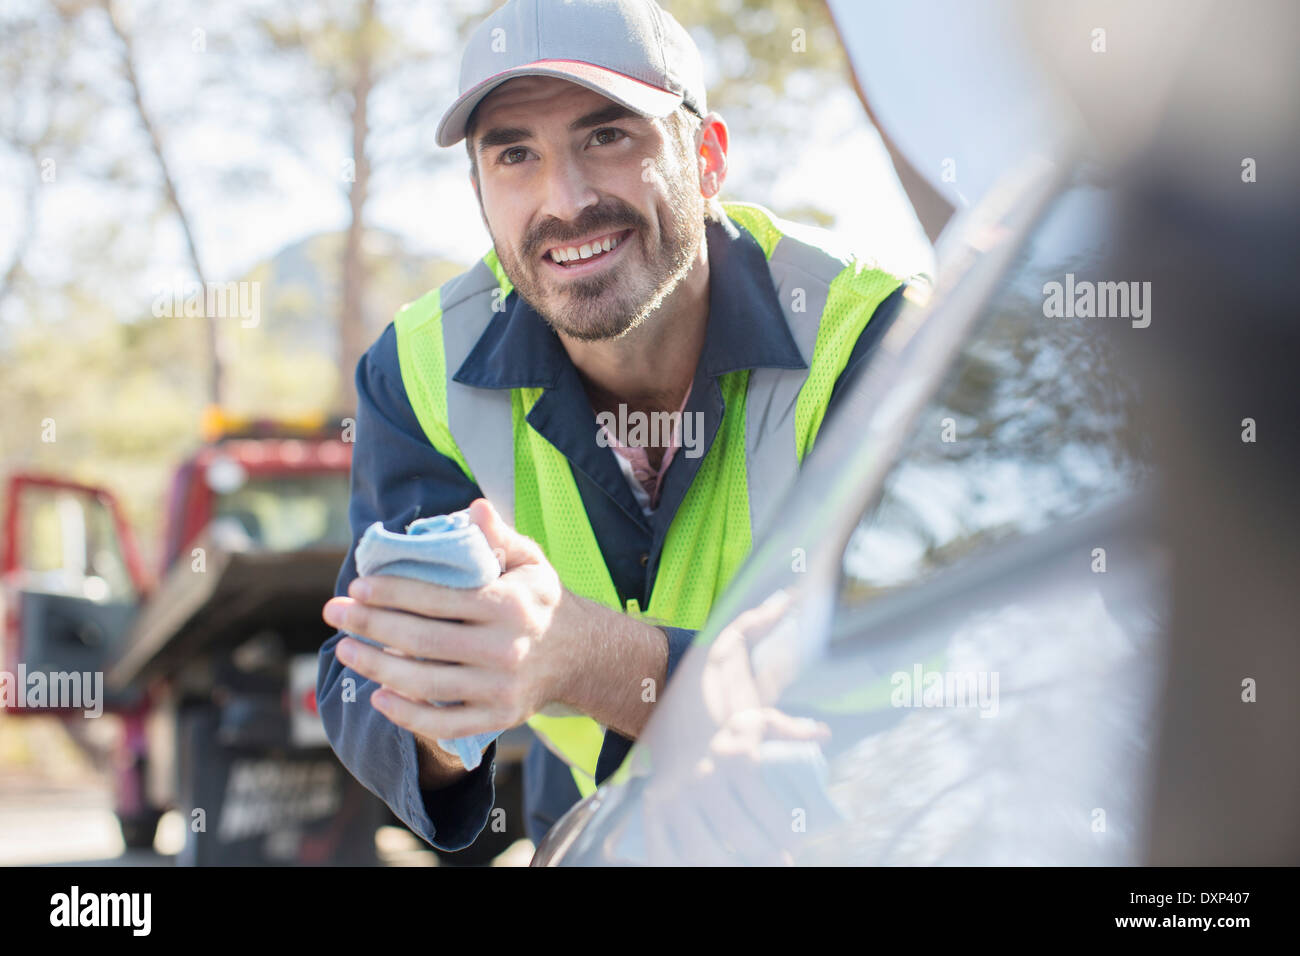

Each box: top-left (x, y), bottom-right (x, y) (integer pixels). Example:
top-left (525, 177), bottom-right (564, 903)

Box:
top-left (549, 234), bottom-right (624, 266)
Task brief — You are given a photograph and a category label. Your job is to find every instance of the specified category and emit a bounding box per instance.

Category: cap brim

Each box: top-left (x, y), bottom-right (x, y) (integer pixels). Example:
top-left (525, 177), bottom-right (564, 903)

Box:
top-left (436, 60), bottom-right (684, 148)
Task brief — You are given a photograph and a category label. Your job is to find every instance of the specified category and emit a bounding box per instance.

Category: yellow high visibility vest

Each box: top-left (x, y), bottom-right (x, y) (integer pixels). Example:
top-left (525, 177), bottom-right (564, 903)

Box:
top-left (394, 203), bottom-right (900, 796)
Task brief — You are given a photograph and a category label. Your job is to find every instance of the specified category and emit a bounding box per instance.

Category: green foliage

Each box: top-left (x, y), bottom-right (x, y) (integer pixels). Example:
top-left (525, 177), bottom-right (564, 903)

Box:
top-left (669, 0), bottom-right (850, 204)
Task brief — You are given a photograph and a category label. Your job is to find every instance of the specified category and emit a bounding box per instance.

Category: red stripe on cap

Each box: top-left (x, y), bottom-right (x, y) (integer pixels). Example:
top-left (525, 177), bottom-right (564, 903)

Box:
top-left (464, 58), bottom-right (679, 98)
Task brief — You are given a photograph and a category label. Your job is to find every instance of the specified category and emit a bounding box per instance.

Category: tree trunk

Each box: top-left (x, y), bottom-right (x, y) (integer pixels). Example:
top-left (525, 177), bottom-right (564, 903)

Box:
top-left (103, 0), bottom-right (223, 407)
top-left (338, 0), bottom-right (375, 416)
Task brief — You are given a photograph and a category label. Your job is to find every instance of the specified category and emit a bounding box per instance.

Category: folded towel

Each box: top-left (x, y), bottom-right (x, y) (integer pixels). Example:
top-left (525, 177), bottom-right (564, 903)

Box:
top-left (350, 510), bottom-right (502, 770)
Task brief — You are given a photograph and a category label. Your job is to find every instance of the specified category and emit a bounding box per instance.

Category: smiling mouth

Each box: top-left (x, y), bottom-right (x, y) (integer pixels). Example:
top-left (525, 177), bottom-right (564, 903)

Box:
top-left (542, 229), bottom-right (633, 268)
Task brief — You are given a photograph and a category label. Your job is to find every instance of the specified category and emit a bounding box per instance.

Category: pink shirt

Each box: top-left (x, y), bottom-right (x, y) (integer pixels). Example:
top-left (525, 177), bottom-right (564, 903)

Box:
top-left (597, 384), bottom-right (693, 515)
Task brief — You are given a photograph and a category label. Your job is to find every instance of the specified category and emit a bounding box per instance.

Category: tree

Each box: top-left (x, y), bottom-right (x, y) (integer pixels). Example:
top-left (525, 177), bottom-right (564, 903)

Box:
top-left (238, 0), bottom-right (467, 412)
top-left (99, 0), bottom-right (224, 405)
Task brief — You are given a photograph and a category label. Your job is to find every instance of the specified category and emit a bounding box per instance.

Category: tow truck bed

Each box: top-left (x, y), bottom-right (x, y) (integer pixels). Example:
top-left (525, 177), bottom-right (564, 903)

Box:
top-left (109, 537), bottom-right (345, 689)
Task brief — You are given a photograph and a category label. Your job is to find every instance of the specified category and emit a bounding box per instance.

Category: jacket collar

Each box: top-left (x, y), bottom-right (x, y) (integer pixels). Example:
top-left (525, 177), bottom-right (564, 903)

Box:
top-left (452, 212), bottom-right (806, 390)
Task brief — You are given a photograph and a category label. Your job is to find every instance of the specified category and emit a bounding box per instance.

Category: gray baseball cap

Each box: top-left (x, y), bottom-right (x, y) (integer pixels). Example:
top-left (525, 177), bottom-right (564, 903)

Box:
top-left (436, 0), bottom-right (707, 148)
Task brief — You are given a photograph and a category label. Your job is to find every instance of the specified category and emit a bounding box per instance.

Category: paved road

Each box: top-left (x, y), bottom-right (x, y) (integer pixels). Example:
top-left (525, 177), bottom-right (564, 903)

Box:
top-left (0, 775), bottom-right (530, 866)
top-left (0, 716), bottom-right (529, 866)
top-left (0, 776), bottom-right (154, 867)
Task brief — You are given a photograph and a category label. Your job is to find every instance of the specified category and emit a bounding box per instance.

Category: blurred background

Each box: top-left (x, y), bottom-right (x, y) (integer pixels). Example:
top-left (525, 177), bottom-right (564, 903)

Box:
top-left (5, 0), bottom-right (1296, 869)
top-left (0, 0), bottom-right (930, 866)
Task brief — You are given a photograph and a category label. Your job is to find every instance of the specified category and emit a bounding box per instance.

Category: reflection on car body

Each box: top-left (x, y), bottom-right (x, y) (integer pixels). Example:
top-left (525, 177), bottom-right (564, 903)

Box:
top-left (535, 158), bottom-right (1171, 865)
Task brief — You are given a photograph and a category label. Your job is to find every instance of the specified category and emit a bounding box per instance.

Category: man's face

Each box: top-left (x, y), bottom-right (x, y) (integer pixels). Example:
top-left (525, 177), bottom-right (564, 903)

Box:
top-left (467, 76), bottom-right (705, 342)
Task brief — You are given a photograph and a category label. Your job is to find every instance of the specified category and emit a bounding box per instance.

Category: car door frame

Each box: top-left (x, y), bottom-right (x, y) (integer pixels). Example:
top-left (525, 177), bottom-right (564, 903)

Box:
top-left (2, 473), bottom-right (150, 713)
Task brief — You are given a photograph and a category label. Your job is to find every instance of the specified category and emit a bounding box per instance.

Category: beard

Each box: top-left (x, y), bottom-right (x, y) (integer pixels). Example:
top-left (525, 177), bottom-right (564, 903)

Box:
top-left (487, 165), bottom-right (706, 342)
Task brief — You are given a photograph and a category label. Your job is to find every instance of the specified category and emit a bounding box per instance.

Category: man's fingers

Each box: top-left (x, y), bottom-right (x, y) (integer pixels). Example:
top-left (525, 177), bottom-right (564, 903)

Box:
top-left (345, 575), bottom-right (492, 622)
top-left (715, 590), bottom-right (793, 649)
top-left (468, 497), bottom-right (543, 571)
top-left (759, 707), bottom-right (831, 742)
top-left (337, 636), bottom-right (501, 702)
top-left (370, 690), bottom-right (508, 742)
top-left (327, 598), bottom-right (499, 666)
top-left (735, 590), bottom-right (794, 631)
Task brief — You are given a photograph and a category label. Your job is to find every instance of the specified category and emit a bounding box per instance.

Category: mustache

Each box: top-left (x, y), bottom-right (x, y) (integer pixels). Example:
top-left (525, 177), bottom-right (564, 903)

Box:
top-left (523, 203), bottom-right (647, 258)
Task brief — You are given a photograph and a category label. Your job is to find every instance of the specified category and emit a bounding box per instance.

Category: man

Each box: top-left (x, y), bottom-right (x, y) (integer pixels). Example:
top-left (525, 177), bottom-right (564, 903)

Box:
top-left (317, 0), bottom-right (907, 852)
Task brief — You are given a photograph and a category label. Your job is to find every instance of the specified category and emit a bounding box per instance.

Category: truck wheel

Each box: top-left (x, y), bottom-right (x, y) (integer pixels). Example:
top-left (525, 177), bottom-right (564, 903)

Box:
top-left (119, 810), bottom-right (163, 850)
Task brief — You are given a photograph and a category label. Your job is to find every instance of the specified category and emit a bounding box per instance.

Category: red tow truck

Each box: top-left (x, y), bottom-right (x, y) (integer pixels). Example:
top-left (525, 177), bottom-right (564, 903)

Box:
top-left (2, 410), bottom-right (532, 864)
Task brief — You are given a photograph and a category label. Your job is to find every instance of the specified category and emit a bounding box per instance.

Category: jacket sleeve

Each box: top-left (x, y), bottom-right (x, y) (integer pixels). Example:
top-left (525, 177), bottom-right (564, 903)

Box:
top-left (316, 323), bottom-right (497, 851)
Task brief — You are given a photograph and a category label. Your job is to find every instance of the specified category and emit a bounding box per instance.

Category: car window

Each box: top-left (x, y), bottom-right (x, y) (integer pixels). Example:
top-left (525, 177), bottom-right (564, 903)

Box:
top-left (839, 183), bottom-right (1150, 607)
top-left (16, 487), bottom-right (137, 603)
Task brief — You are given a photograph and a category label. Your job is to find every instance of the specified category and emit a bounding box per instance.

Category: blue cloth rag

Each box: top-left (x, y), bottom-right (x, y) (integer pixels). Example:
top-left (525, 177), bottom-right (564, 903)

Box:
top-left (350, 509), bottom-right (502, 770)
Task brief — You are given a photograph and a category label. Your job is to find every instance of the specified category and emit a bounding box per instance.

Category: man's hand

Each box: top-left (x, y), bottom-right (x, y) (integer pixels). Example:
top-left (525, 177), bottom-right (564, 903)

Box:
top-left (614, 592), bottom-right (833, 866)
top-left (322, 498), bottom-right (669, 780)
top-left (324, 499), bottom-right (572, 743)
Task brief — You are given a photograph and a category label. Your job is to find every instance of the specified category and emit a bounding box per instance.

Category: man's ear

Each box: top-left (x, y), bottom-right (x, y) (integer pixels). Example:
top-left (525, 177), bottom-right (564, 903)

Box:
top-left (697, 112), bottom-right (729, 201)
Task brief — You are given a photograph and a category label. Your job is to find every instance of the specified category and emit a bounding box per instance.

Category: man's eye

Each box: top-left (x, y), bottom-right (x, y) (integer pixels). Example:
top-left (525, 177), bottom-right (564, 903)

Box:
top-left (499, 147), bottom-right (529, 165)
top-left (589, 128), bottom-right (624, 147)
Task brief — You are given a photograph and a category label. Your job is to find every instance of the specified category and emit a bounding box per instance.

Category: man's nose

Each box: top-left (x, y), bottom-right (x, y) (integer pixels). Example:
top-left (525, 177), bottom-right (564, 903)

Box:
top-left (538, 152), bottom-right (599, 224)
